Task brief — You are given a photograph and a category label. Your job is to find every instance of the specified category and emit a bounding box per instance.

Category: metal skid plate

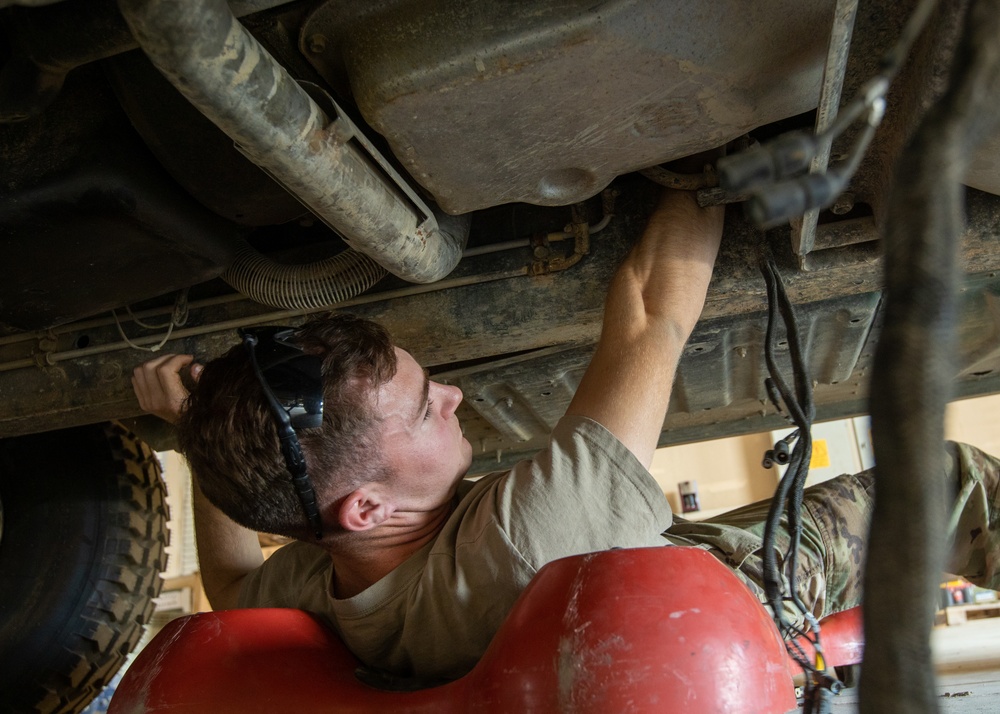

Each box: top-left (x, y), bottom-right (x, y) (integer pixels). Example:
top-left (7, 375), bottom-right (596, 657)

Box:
top-left (455, 279), bottom-right (1000, 476)
top-left (450, 291), bottom-right (886, 475)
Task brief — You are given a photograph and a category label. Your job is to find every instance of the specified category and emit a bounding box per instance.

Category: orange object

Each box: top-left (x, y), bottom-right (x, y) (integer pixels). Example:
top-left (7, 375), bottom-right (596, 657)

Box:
top-left (791, 605), bottom-right (865, 671)
top-left (111, 547), bottom-right (862, 713)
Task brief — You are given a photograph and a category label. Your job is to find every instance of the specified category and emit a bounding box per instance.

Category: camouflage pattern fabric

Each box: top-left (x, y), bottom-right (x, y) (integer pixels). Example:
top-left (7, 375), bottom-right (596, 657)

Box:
top-left (662, 440), bottom-right (1000, 631)
top-left (944, 441), bottom-right (1000, 589)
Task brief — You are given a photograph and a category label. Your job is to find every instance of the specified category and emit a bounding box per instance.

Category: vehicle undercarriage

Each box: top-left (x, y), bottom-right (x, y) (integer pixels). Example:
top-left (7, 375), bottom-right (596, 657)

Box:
top-left (1, 0), bottom-right (1000, 712)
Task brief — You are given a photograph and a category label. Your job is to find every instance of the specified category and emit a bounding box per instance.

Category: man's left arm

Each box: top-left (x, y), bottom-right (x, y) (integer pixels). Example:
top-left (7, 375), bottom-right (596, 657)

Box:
top-left (132, 354), bottom-right (263, 610)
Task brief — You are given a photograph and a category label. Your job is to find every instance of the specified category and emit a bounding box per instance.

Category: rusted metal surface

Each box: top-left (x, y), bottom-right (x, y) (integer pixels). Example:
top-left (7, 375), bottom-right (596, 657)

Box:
top-left (118, 0), bottom-right (468, 285)
top-left (836, 0), bottom-right (971, 231)
top-left (2, 183), bottom-right (1000, 476)
top-left (302, 0), bottom-right (840, 214)
top-left (456, 271), bottom-right (1000, 476)
top-left (640, 165), bottom-right (718, 191)
top-left (7, 4), bottom-right (1000, 712)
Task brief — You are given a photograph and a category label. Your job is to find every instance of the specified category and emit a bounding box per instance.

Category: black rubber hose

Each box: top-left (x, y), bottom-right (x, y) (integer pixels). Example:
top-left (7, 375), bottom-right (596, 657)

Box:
top-left (860, 2), bottom-right (1000, 712)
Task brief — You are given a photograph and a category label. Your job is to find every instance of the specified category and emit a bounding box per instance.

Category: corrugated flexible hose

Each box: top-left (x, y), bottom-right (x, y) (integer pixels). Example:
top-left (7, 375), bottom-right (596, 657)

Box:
top-left (222, 243), bottom-right (387, 310)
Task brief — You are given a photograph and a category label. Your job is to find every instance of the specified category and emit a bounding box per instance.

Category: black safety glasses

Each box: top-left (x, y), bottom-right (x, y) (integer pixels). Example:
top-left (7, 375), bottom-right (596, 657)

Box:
top-left (239, 326), bottom-right (324, 539)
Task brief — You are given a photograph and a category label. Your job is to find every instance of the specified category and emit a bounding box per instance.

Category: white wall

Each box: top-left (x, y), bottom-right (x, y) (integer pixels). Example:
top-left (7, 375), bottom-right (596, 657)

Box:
top-left (650, 393), bottom-right (1000, 519)
top-left (946, 393), bottom-right (1000, 456)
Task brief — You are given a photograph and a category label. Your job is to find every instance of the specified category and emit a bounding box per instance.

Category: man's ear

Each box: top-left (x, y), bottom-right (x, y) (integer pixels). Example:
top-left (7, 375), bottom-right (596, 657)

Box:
top-left (338, 486), bottom-right (392, 532)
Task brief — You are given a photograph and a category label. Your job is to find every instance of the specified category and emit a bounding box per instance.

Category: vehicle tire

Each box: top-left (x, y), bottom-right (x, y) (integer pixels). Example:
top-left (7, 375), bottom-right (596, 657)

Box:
top-left (0, 421), bottom-right (169, 714)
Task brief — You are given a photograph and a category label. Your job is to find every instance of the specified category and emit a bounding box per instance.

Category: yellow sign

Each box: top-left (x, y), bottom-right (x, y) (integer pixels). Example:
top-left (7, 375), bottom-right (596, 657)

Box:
top-left (810, 439), bottom-right (831, 469)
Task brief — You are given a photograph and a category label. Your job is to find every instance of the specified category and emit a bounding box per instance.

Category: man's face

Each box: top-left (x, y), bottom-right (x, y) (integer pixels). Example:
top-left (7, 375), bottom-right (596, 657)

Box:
top-left (375, 348), bottom-right (473, 509)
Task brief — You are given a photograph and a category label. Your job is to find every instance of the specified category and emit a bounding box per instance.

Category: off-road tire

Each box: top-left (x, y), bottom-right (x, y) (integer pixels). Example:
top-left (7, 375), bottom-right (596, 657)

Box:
top-left (0, 421), bottom-right (169, 714)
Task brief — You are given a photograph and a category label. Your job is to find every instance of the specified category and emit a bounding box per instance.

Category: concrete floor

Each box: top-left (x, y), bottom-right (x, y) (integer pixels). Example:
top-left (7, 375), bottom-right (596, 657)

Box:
top-left (830, 615), bottom-right (1000, 712)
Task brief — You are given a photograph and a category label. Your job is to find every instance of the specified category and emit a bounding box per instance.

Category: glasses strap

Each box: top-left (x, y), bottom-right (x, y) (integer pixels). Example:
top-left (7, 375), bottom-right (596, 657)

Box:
top-left (243, 333), bottom-right (324, 540)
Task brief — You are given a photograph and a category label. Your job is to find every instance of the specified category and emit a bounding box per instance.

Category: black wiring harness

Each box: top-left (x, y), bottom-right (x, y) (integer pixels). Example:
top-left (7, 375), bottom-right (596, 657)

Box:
top-left (718, 0), bottom-right (940, 228)
top-left (713, 0), bottom-right (951, 709)
top-left (759, 257), bottom-right (843, 712)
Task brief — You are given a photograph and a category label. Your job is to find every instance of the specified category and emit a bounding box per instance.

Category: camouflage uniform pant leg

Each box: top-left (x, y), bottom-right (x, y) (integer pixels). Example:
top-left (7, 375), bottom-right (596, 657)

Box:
top-left (665, 469), bottom-right (875, 630)
top-left (944, 441), bottom-right (1000, 589)
top-left (664, 440), bottom-right (1000, 629)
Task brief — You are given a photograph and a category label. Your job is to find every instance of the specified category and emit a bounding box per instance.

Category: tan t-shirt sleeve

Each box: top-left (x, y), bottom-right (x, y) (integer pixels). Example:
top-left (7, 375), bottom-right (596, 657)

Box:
top-left (485, 414), bottom-right (673, 569)
top-left (238, 540), bottom-right (333, 613)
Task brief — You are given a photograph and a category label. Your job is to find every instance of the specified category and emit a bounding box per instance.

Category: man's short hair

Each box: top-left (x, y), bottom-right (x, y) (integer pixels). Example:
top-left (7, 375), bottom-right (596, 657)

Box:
top-left (178, 313), bottom-right (398, 539)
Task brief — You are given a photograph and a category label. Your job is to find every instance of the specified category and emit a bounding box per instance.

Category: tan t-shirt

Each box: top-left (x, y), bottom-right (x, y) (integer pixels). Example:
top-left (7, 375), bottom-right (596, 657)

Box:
top-left (238, 414), bottom-right (673, 680)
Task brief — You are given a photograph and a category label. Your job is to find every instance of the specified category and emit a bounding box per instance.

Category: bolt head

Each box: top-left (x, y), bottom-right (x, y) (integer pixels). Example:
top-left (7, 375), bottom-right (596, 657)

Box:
top-left (308, 34), bottom-right (327, 54)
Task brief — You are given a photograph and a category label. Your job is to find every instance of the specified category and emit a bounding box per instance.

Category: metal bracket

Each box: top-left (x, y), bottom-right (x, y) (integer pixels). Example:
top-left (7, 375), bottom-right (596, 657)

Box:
top-left (789, 0), bottom-right (860, 261)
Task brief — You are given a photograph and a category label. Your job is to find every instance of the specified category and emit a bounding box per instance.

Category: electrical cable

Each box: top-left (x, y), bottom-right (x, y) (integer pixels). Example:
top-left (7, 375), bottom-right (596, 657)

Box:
top-left (112, 288), bottom-right (190, 352)
top-left (718, 0), bottom-right (940, 228)
top-left (758, 255), bottom-right (844, 710)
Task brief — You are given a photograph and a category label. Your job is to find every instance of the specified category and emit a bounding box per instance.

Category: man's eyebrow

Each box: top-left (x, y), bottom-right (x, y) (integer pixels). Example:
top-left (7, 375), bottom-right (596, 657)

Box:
top-left (412, 368), bottom-right (430, 422)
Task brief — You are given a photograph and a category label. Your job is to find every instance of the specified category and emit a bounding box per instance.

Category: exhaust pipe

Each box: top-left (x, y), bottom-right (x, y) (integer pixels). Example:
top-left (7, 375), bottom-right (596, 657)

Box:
top-left (117, 0), bottom-right (468, 284)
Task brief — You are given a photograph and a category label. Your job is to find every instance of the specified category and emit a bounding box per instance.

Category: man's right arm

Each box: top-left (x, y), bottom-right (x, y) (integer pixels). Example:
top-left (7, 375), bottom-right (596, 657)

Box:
top-left (132, 354), bottom-right (263, 611)
top-left (566, 188), bottom-right (723, 469)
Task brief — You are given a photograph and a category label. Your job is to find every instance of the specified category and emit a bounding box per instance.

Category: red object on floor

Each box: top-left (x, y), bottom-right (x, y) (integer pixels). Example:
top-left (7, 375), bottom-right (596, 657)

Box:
top-left (110, 547), bottom-right (861, 714)
top-left (791, 605), bottom-right (865, 671)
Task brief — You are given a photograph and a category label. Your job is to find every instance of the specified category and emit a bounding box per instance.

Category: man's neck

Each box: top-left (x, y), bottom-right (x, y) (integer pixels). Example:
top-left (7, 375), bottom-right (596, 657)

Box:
top-left (327, 500), bottom-right (454, 599)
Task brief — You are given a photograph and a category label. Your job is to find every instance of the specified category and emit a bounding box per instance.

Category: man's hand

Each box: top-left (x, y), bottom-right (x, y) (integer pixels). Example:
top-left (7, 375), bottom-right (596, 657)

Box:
top-left (133, 352), bottom-right (264, 610)
top-left (132, 354), bottom-right (203, 424)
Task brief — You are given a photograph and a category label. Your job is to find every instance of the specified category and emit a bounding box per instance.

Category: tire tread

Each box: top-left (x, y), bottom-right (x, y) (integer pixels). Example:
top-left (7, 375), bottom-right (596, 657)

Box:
top-left (7, 422), bottom-right (169, 714)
